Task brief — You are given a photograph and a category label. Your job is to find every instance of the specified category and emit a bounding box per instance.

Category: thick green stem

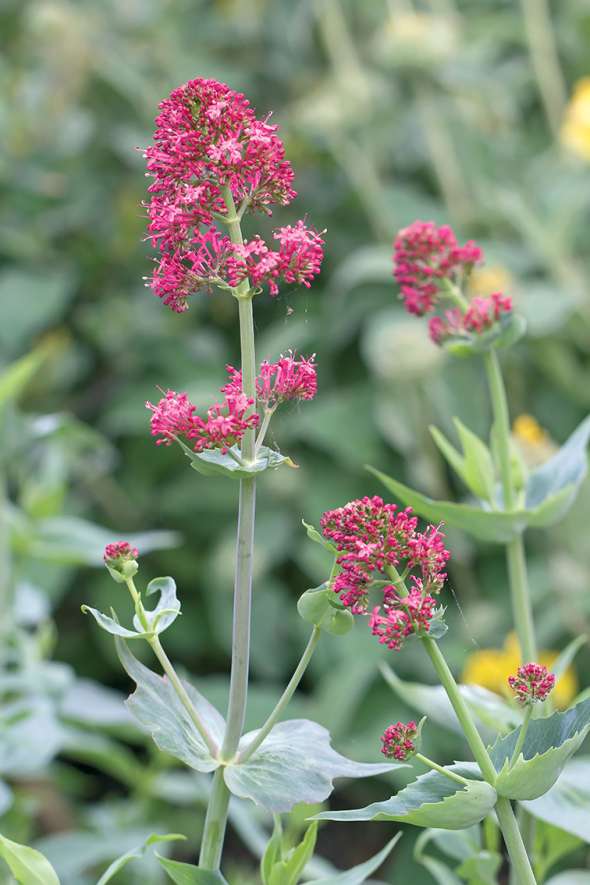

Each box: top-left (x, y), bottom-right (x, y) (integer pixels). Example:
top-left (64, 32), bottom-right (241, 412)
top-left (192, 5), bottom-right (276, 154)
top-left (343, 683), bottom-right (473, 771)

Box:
top-left (506, 537), bottom-right (538, 662)
top-left (199, 768), bottom-right (230, 870)
top-left (483, 351), bottom-right (515, 511)
top-left (496, 798), bottom-right (538, 885)
top-left (239, 627), bottom-right (321, 763)
top-left (199, 187), bottom-right (258, 871)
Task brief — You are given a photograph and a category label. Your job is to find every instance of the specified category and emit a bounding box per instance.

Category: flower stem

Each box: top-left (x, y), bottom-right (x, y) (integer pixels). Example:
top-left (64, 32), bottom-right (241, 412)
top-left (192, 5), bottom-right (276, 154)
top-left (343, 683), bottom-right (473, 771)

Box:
top-left (255, 406), bottom-right (276, 456)
top-left (199, 186), bottom-right (258, 872)
top-left (496, 797), bottom-right (538, 885)
top-left (414, 752), bottom-right (470, 787)
top-left (483, 350), bottom-right (515, 511)
top-left (149, 634), bottom-right (220, 759)
top-left (510, 705), bottom-right (533, 767)
top-left (238, 626), bottom-right (321, 763)
top-left (506, 536), bottom-right (537, 662)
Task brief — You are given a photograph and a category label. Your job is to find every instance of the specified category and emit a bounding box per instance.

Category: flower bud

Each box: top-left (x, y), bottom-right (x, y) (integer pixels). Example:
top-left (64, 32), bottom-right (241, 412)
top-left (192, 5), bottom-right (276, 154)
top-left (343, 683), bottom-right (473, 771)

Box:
top-left (508, 663), bottom-right (555, 705)
top-left (380, 720), bottom-right (420, 761)
top-left (103, 542), bottom-right (139, 583)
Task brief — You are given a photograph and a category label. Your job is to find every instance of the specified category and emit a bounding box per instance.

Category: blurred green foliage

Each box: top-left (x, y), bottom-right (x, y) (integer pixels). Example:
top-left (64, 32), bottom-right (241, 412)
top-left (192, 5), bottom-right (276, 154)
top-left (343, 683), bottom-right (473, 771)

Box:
top-left (2, 0), bottom-right (590, 881)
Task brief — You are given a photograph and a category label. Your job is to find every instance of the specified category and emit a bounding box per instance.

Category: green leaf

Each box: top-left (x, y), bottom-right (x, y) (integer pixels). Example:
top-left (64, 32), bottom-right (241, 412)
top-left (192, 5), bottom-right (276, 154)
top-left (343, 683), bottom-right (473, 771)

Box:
top-left (302, 520), bottom-right (337, 553)
top-left (157, 856), bottom-right (229, 884)
top-left (381, 664), bottom-right (520, 741)
top-left (455, 851), bottom-right (501, 885)
top-left (135, 576), bottom-right (181, 635)
top-left (525, 415), bottom-right (590, 513)
top-left (261, 818), bottom-right (283, 885)
top-left (430, 426), bottom-right (466, 483)
top-left (533, 820), bottom-right (582, 883)
top-left (225, 719), bottom-right (402, 813)
top-left (267, 821), bottom-right (318, 885)
top-left (489, 698), bottom-right (590, 800)
top-left (184, 441), bottom-right (294, 479)
top-left (313, 766), bottom-right (497, 830)
top-left (81, 606), bottom-right (143, 639)
top-left (96, 833), bottom-right (186, 884)
top-left (551, 635), bottom-right (587, 684)
top-left (0, 834), bottom-right (60, 885)
top-left (297, 585), bottom-right (353, 636)
top-left (414, 831), bottom-right (468, 885)
top-left (454, 419), bottom-right (496, 504)
top-left (311, 833), bottom-right (401, 883)
top-left (368, 467), bottom-right (576, 543)
top-left (523, 757), bottom-right (590, 843)
top-left (115, 638), bottom-right (223, 773)
top-left (0, 347), bottom-right (47, 411)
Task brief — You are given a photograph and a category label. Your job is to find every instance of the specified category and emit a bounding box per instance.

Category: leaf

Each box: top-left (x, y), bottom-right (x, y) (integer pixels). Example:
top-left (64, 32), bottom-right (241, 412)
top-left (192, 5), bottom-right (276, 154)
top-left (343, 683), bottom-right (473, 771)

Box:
top-left (185, 442), bottom-right (293, 479)
top-left (455, 851), bottom-right (501, 885)
top-left (96, 833), bottom-right (186, 884)
top-left (311, 834), bottom-right (401, 883)
top-left (157, 856), bottom-right (229, 884)
top-left (267, 821), bottom-right (318, 885)
top-left (302, 519), bottom-right (337, 553)
top-left (313, 767), bottom-right (497, 830)
top-left (453, 419), bottom-right (496, 504)
top-left (525, 415), bottom-right (590, 512)
top-left (368, 467), bottom-right (576, 543)
top-left (546, 875), bottom-right (590, 885)
top-left (551, 635), bottom-right (587, 686)
top-left (534, 820), bottom-right (582, 883)
top-left (0, 834), bottom-right (60, 885)
top-left (135, 576), bottom-right (181, 635)
top-left (489, 697), bottom-right (590, 800)
top-left (381, 664), bottom-right (520, 741)
top-left (82, 606), bottom-right (143, 639)
top-left (297, 585), bottom-right (353, 636)
top-left (115, 638), bottom-right (223, 772)
top-left (261, 818), bottom-right (283, 885)
top-left (0, 347), bottom-right (47, 410)
top-left (224, 719), bottom-right (402, 813)
top-left (523, 757), bottom-right (590, 843)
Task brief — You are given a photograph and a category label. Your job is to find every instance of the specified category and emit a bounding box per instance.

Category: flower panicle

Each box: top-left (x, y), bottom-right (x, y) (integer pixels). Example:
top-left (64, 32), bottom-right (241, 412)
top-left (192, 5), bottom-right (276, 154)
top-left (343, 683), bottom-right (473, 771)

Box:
top-left (508, 662), bottom-right (556, 705)
top-left (381, 720), bottom-right (419, 761)
top-left (429, 292), bottom-right (513, 345)
top-left (223, 352), bottom-right (317, 406)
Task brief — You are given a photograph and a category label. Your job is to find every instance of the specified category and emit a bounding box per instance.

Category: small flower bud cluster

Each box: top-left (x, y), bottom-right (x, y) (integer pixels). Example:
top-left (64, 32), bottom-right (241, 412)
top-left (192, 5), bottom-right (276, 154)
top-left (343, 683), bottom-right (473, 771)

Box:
top-left (146, 388), bottom-right (259, 455)
top-left (144, 78), bottom-right (324, 311)
top-left (104, 542), bottom-right (139, 582)
top-left (393, 220), bottom-right (482, 316)
top-left (223, 352), bottom-right (317, 406)
top-left (429, 292), bottom-right (513, 345)
top-left (508, 663), bottom-right (556, 705)
top-left (380, 720), bottom-right (418, 761)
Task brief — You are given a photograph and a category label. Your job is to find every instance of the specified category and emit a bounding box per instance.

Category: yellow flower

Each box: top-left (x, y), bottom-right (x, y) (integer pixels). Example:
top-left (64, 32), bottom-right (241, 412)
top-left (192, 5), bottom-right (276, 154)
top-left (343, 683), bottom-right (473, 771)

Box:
top-left (560, 77), bottom-right (590, 162)
top-left (512, 414), bottom-right (556, 468)
top-left (468, 265), bottom-right (513, 298)
top-left (462, 633), bottom-right (578, 709)
top-left (513, 414), bottom-right (547, 446)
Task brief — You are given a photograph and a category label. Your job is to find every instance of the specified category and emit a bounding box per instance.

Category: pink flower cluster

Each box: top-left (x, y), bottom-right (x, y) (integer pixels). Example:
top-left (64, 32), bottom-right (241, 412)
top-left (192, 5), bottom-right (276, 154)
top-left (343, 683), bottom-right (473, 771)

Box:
top-left (429, 293), bottom-right (513, 345)
top-left (223, 352), bottom-right (317, 406)
top-left (393, 221), bottom-right (482, 315)
top-left (144, 78), bottom-right (324, 311)
top-left (146, 388), bottom-right (259, 454)
top-left (508, 663), bottom-right (555, 705)
top-left (320, 496), bottom-right (449, 649)
top-left (104, 542), bottom-right (138, 563)
top-left (381, 721), bottom-right (418, 761)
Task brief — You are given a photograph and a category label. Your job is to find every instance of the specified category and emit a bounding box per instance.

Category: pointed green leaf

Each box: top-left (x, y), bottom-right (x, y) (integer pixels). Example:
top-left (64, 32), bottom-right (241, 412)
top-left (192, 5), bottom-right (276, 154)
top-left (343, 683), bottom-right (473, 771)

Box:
top-left (414, 831), bottom-right (464, 885)
top-left (302, 520), bottom-right (337, 553)
top-left (381, 663), bottom-right (520, 740)
top-left (81, 606), bottom-right (143, 639)
top-left (489, 698), bottom-right (590, 800)
top-left (523, 757), bottom-right (590, 843)
top-left (311, 833), bottom-right (401, 883)
top-left (297, 585), bottom-right (353, 636)
top-left (225, 719), bottom-right (402, 813)
top-left (455, 851), bottom-right (501, 885)
top-left (0, 834), bottom-right (60, 885)
top-left (115, 638), bottom-right (223, 772)
top-left (135, 576), bottom-right (181, 635)
top-left (183, 441), bottom-right (293, 479)
top-left (430, 426), bottom-right (466, 483)
top-left (268, 822), bottom-right (317, 885)
top-left (96, 833), bottom-right (186, 884)
top-left (261, 818), bottom-right (283, 885)
top-left (314, 767), bottom-right (497, 830)
top-left (453, 418), bottom-right (496, 504)
top-left (525, 415), bottom-right (590, 511)
top-left (550, 635), bottom-right (586, 685)
top-left (368, 466), bottom-right (578, 543)
top-left (156, 855), bottom-right (229, 884)
top-left (534, 820), bottom-right (582, 883)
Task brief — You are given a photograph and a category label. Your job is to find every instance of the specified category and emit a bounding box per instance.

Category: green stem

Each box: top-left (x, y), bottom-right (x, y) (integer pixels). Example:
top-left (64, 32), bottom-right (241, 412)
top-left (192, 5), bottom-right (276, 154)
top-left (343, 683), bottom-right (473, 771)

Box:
top-left (519, 0), bottom-right (566, 137)
top-left (506, 536), bottom-right (538, 662)
top-left (149, 634), bottom-right (219, 759)
top-left (238, 626), bottom-right (321, 763)
top-left (199, 186), bottom-right (258, 871)
top-left (510, 706), bottom-right (533, 767)
top-left (414, 752), bottom-right (470, 787)
top-left (483, 350), bottom-right (515, 511)
top-left (496, 797), bottom-right (538, 885)
top-left (255, 405), bottom-right (276, 456)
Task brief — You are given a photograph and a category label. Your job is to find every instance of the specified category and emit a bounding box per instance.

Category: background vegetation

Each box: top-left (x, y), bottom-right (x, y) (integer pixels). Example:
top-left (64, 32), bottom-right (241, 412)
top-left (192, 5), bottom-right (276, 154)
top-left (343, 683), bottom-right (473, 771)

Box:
top-left (1, 0), bottom-right (590, 881)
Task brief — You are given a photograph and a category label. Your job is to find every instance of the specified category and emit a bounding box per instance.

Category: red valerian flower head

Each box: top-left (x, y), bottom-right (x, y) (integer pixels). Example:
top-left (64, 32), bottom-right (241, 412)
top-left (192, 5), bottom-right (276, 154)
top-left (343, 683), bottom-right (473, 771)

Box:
top-left (428, 292), bottom-right (513, 345)
top-left (381, 721), bottom-right (419, 761)
top-left (146, 388), bottom-right (259, 455)
top-left (508, 663), bottom-right (556, 705)
top-left (320, 497), bottom-right (449, 614)
top-left (223, 353), bottom-right (317, 406)
top-left (104, 542), bottom-right (139, 582)
top-left (393, 220), bottom-right (482, 315)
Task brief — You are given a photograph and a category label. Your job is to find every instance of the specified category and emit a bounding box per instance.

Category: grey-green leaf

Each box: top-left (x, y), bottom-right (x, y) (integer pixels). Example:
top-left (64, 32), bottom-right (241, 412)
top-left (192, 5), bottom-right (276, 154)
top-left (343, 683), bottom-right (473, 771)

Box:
top-left (185, 442), bottom-right (293, 479)
top-left (489, 698), bottom-right (590, 800)
top-left (225, 719), bottom-right (402, 813)
top-left (134, 576), bottom-right (181, 634)
top-left (454, 418), bottom-right (496, 504)
top-left (302, 519), bottom-right (337, 553)
top-left (157, 855), bottom-right (229, 884)
top-left (525, 415), bottom-right (590, 511)
top-left (96, 834), bottom-right (186, 884)
top-left (81, 606), bottom-right (143, 639)
top-left (115, 638), bottom-right (223, 772)
top-left (0, 834), bottom-right (60, 885)
top-left (523, 757), bottom-right (590, 843)
top-left (314, 767), bottom-right (497, 830)
top-left (311, 833), bottom-right (401, 883)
